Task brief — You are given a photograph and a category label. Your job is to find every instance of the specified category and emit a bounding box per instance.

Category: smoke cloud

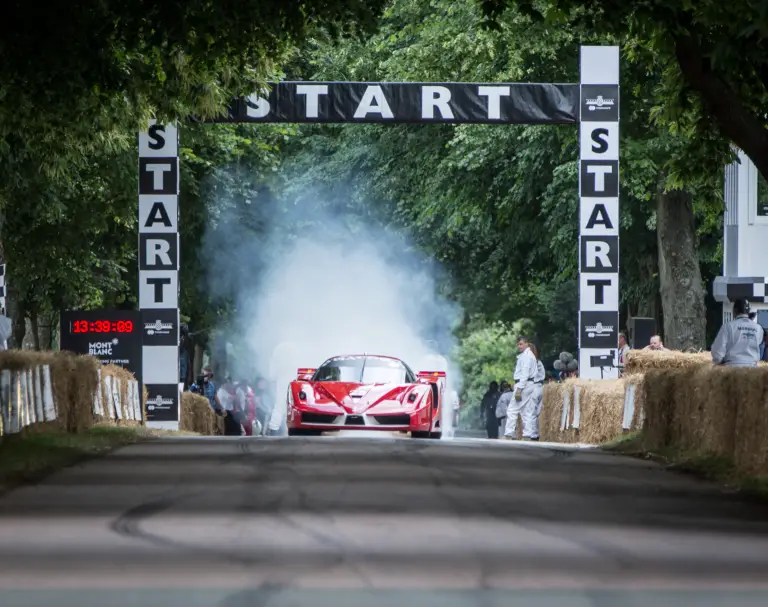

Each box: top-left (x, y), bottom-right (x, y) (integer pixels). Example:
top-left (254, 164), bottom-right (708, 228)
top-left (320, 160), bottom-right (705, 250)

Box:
top-left (201, 172), bottom-right (463, 432)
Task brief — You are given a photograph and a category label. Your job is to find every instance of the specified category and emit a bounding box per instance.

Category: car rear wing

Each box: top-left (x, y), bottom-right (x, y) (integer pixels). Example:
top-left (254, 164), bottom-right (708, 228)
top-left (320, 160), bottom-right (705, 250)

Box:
top-left (296, 368), bottom-right (316, 381)
top-left (417, 371), bottom-right (446, 383)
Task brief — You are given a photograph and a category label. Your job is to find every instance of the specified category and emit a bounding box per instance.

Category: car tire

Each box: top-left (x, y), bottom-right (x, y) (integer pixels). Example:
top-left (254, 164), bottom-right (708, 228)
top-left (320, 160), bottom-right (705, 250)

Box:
top-left (429, 432), bottom-right (442, 439)
top-left (411, 431), bottom-right (430, 439)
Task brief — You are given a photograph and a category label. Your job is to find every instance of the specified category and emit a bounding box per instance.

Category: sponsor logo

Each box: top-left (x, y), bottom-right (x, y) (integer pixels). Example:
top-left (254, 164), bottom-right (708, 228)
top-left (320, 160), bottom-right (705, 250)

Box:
top-left (88, 338), bottom-right (119, 356)
top-left (146, 394), bottom-right (174, 411)
top-left (144, 319), bottom-right (173, 335)
top-left (585, 322), bottom-right (614, 338)
top-left (586, 95), bottom-right (615, 111)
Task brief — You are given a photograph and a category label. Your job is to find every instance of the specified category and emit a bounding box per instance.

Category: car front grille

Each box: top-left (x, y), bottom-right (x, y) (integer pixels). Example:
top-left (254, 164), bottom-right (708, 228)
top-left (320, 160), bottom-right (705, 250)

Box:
top-left (301, 412), bottom-right (339, 424)
top-left (372, 414), bottom-right (410, 425)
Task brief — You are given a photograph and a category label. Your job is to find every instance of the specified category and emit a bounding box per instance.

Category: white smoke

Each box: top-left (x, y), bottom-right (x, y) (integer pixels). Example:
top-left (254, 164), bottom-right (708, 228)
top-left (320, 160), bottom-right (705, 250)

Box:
top-left (202, 179), bottom-right (463, 434)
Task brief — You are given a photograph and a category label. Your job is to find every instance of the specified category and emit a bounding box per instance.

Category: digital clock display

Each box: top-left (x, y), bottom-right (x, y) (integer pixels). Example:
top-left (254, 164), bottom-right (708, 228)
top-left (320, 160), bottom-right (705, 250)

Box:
top-left (71, 320), bottom-right (135, 334)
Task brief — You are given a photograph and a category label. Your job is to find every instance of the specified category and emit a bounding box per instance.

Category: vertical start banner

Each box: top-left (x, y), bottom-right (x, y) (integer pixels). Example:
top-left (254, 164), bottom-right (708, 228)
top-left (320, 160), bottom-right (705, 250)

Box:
top-left (578, 46), bottom-right (620, 379)
top-left (138, 121), bottom-right (181, 429)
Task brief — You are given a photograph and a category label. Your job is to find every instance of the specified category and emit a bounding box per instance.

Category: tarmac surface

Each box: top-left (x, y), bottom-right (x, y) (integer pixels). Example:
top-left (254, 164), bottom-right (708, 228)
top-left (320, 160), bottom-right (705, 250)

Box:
top-left (2, 432), bottom-right (768, 606)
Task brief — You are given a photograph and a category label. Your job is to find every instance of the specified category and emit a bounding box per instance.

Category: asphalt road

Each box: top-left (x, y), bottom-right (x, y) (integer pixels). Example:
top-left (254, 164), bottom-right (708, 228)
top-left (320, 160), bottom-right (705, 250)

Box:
top-left (1, 433), bottom-right (768, 606)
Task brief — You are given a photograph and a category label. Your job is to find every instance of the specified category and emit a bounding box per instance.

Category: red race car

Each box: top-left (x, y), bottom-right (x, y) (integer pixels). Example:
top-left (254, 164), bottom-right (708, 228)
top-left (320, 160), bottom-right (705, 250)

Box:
top-left (286, 354), bottom-right (445, 438)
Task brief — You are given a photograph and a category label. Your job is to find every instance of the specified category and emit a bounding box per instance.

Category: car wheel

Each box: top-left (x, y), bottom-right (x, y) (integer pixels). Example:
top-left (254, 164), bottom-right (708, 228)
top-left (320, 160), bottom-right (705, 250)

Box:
top-left (411, 431), bottom-right (430, 439)
top-left (429, 432), bottom-right (442, 439)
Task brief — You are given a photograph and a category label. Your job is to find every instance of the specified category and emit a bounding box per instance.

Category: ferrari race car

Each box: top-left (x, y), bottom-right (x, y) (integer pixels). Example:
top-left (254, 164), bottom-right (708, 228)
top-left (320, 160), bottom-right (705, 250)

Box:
top-left (286, 354), bottom-right (445, 438)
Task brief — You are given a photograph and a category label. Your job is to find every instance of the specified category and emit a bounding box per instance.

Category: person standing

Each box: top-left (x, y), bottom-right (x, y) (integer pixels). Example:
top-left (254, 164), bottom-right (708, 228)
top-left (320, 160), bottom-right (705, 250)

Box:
top-left (504, 336), bottom-right (537, 440)
top-left (481, 381), bottom-right (500, 439)
top-left (217, 377), bottom-right (244, 436)
top-left (644, 335), bottom-right (668, 351)
top-left (527, 344), bottom-right (545, 442)
top-left (495, 381), bottom-right (512, 438)
top-left (617, 333), bottom-right (630, 376)
top-left (711, 299), bottom-right (764, 367)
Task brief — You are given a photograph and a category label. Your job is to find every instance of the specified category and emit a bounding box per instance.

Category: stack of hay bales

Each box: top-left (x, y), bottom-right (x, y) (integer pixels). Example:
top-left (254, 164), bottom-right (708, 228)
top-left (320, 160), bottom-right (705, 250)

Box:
top-left (180, 391), bottom-right (218, 435)
top-left (541, 377), bottom-right (633, 444)
top-left (0, 350), bottom-right (100, 434)
top-left (640, 360), bottom-right (768, 477)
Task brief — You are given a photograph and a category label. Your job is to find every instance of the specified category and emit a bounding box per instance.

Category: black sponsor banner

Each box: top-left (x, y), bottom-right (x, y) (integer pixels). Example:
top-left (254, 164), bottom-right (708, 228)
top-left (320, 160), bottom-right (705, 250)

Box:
top-left (144, 384), bottom-right (179, 422)
top-left (580, 85), bottom-right (619, 122)
top-left (141, 309), bottom-right (179, 347)
top-left (59, 309), bottom-right (142, 388)
top-left (580, 311), bottom-right (619, 349)
top-left (207, 82), bottom-right (579, 124)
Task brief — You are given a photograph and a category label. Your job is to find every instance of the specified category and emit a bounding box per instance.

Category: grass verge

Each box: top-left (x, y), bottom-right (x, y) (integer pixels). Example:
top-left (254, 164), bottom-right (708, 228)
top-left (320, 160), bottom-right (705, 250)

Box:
top-left (602, 431), bottom-right (768, 500)
top-left (0, 423), bottom-right (194, 493)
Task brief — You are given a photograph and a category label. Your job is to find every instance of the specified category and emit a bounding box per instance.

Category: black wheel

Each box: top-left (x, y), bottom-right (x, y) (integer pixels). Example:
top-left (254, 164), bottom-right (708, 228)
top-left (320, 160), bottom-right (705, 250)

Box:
top-left (429, 432), bottom-right (442, 439)
top-left (411, 430), bottom-right (430, 439)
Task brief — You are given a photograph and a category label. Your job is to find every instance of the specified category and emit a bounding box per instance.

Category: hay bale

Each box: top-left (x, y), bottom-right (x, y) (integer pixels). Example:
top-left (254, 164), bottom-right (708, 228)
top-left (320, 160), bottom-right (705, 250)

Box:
top-left (180, 391), bottom-right (217, 435)
top-left (623, 349), bottom-right (711, 375)
top-left (730, 368), bottom-right (768, 476)
top-left (623, 373), bottom-right (645, 430)
top-left (101, 364), bottom-right (137, 424)
top-left (568, 378), bottom-right (625, 444)
top-left (541, 382), bottom-right (567, 442)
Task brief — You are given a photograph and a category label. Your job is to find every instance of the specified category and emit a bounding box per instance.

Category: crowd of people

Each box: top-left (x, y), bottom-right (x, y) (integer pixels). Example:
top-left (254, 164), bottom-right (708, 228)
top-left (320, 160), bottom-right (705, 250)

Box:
top-left (480, 336), bottom-right (545, 441)
top-left (189, 368), bottom-right (281, 436)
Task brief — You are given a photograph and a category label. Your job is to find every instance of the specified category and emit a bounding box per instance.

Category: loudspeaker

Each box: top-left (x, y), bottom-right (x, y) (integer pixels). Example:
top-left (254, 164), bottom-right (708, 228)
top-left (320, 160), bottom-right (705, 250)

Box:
top-left (628, 317), bottom-right (656, 350)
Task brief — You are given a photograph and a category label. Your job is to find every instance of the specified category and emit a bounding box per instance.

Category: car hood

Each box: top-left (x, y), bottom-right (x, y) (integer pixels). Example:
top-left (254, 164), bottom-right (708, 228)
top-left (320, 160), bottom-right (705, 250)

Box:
top-left (310, 382), bottom-right (421, 413)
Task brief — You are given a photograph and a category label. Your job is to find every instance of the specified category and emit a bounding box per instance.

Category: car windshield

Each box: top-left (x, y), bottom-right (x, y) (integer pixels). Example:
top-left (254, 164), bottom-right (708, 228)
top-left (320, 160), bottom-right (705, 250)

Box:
top-left (313, 356), bottom-right (414, 384)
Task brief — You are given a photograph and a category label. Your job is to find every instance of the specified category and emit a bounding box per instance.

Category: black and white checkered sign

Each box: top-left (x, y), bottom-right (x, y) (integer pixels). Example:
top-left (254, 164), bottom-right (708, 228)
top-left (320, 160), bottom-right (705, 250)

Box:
top-left (138, 121), bottom-right (180, 429)
top-left (578, 47), bottom-right (620, 380)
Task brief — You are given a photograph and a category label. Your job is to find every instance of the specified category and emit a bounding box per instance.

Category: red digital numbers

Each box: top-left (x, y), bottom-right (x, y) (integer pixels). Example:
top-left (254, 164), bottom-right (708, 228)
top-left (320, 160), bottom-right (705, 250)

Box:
top-left (72, 319), bottom-right (134, 333)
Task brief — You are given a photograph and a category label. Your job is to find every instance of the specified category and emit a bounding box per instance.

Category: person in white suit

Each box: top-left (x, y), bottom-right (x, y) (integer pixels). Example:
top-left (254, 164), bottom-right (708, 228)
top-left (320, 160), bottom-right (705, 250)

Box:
top-left (504, 336), bottom-right (537, 440)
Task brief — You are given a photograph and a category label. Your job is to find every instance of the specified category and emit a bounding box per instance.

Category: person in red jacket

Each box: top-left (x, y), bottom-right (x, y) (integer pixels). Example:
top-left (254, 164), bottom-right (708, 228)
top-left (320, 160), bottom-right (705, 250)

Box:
top-left (236, 379), bottom-right (258, 436)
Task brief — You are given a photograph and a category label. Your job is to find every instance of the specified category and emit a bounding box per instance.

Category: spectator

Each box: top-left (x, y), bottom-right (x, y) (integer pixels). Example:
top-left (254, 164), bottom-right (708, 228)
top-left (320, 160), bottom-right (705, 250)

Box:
top-left (236, 379), bottom-right (259, 436)
top-left (189, 367), bottom-right (221, 412)
top-left (494, 381), bottom-right (512, 439)
top-left (711, 298), bottom-right (764, 367)
top-left (618, 333), bottom-right (630, 375)
top-left (504, 335), bottom-right (537, 440)
top-left (528, 344), bottom-right (545, 442)
top-left (217, 376), bottom-right (243, 436)
top-left (644, 335), bottom-right (668, 351)
top-left (0, 308), bottom-right (11, 351)
top-left (481, 381), bottom-right (500, 439)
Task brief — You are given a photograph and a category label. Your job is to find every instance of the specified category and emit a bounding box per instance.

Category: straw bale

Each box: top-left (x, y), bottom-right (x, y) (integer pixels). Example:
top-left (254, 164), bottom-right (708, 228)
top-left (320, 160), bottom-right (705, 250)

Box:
top-left (101, 364), bottom-right (137, 424)
top-left (180, 392), bottom-right (218, 435)
top-left (623, 373), bottom-right (646, 430)
top-left (573, 378), bottom-right (625, 444)
top-left (541, 382), bottom-right (567, 442)
top-left (730, 368), bottom-right (768, 476)
top-left (623, 349), bottom-right (711, 374)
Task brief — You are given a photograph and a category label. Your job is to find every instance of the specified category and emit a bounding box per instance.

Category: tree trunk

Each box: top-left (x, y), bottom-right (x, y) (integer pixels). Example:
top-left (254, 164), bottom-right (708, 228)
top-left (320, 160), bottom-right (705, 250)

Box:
top-left (656, 183), bottom-right (706, 350)
top-left (193, 343), bottom-right (205, 379)
top-left (11, 300), bottom-right (26, 349)
top-left (30, 308), bottom-right (40, 351)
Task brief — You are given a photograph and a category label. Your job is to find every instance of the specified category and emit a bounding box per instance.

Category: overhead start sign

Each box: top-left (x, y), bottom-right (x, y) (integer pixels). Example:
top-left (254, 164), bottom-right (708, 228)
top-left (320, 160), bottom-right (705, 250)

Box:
top-left (213, 82), bottom-right (579, 124)
top-left (138, 46), bottom-right (622, 428)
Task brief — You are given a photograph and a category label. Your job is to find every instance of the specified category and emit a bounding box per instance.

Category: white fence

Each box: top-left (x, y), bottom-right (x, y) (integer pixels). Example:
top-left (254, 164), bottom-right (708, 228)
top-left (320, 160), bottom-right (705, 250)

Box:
top-left (0, 365), bottom-right (142, 436)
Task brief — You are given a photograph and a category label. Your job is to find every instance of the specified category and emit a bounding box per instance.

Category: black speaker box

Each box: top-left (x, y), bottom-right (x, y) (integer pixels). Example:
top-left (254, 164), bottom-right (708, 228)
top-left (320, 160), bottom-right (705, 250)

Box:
top-left (628, 317), bottom-right (656, 350)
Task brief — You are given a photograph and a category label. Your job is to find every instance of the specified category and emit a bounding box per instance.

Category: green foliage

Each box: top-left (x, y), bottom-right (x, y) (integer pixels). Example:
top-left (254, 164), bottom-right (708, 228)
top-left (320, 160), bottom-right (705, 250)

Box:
top-left (454, 318), bottom-right (533, 428)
